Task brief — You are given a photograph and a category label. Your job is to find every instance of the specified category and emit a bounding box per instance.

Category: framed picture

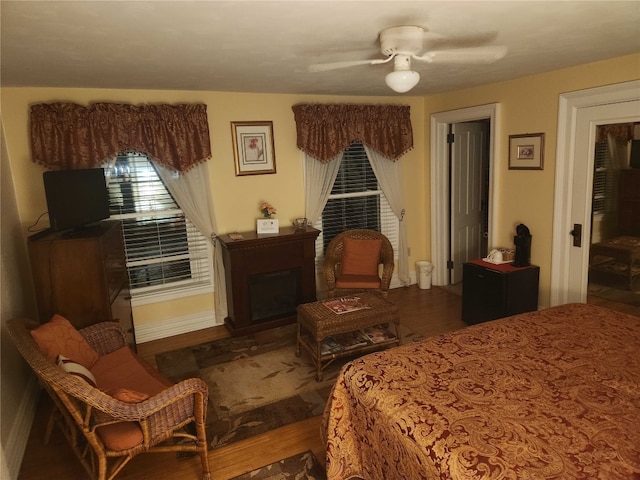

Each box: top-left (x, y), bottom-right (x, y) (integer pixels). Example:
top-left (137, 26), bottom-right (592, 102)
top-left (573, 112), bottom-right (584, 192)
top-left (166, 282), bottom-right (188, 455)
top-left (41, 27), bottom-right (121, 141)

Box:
top-left (509, 133), bottom-right (544, 170)
top-left (231, 121), bottom-right (276, 176)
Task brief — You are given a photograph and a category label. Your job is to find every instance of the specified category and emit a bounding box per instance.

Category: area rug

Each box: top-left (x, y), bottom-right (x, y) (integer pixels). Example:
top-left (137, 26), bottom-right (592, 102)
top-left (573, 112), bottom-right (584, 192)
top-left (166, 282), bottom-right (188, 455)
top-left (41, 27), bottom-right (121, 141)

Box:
top-left (156, 322), bottom-right (422, 449)
top-left (230, 450), bottom-right (326, 480)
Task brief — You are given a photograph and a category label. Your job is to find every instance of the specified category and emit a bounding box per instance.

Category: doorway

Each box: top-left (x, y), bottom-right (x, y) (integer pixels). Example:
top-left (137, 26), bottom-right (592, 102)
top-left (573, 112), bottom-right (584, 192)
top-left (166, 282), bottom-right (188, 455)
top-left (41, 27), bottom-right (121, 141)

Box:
top-left (550, 80), bottom-right (640, 307)
top-left (431, 104), bottom-right (499, 287)
top-left (449, 120), bottom-right (490, 284)
top-left (587, 123), bottom-right (640, 315)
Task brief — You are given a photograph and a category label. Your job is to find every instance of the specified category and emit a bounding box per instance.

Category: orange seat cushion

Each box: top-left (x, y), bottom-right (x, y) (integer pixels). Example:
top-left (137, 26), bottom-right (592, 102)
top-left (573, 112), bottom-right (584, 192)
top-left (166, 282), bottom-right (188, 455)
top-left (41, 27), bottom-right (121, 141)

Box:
top-left (91, 347), bottom-right (173, 452)
top-left (341, 238), bottom-right (382, 276)
top-left (31, 314), bottom-right (99, 368)
top-left (96, 422), bottom-right (144, 452)
top-left (336, 274), bottom-right (381, 289)
top-left (91, 346), bottom-right (170, 396)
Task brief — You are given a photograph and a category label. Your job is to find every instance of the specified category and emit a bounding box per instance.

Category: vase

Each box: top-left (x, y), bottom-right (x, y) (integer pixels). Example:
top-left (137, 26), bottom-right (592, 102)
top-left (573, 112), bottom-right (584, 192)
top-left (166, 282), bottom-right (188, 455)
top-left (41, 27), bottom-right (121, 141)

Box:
top-left (257, 218), bottom-right (279, 234)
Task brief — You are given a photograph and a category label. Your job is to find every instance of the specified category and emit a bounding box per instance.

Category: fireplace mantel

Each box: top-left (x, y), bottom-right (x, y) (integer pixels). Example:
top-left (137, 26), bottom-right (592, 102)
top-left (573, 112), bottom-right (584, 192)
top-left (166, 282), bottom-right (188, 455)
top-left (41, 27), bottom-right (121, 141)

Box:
top-left (219, 226), bottom-right (320, 336)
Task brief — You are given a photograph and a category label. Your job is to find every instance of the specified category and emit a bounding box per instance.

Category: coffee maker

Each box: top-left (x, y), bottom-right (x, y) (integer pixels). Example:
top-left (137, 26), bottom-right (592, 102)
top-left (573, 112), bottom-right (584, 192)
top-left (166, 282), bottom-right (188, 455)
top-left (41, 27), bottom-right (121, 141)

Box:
top-left (513, 224), bottom-right (532, 267)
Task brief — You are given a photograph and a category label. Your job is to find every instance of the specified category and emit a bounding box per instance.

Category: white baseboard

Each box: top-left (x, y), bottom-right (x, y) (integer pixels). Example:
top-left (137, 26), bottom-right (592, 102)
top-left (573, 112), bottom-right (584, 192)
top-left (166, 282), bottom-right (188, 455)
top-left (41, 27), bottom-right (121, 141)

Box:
top-left (4, 375), bottom-right (39, 480)
top-left (134, 311), bottom-right (221, 344)
top-left (134, 273), bottom-right (421, 345)
top-left (390, 272), bottom-right (417, 289)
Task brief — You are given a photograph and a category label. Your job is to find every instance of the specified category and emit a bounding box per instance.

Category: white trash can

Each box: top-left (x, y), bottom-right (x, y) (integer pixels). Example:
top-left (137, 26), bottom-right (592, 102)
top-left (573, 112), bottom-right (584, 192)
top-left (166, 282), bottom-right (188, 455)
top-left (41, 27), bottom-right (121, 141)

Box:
top-left (416, 261), bottom-right (434, 289)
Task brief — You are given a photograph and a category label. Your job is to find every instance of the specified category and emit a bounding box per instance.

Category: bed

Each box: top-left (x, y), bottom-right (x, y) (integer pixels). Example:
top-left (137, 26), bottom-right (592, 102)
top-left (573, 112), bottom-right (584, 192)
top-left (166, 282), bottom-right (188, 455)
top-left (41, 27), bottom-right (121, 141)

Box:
top-left (322, 303), bottom-right (640, 479)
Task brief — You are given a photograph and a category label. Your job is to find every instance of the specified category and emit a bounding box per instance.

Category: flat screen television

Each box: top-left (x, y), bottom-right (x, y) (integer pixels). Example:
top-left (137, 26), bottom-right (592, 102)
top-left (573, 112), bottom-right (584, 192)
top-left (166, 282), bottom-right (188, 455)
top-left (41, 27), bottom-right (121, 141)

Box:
top-left (43, 168), bottom-right (110, 232)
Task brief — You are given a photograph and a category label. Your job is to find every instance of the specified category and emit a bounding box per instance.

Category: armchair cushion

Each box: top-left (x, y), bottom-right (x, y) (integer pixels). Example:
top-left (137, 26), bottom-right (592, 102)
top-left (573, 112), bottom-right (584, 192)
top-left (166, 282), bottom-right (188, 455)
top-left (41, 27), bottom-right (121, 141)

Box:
top-left (91, 346), bottom-right (170, 396)
top-left (341, 238), bottom-right (382, 276)
top-left (90, 347), bottom-right (169, 452)
top-left (336, 274), bottom-right (381, 289)
top-left (31, 314), bottom-right (99, 368)
top-left (96, 422), bottom-right (144, 452)
top-left (57, 354), bottom-right (97, 387)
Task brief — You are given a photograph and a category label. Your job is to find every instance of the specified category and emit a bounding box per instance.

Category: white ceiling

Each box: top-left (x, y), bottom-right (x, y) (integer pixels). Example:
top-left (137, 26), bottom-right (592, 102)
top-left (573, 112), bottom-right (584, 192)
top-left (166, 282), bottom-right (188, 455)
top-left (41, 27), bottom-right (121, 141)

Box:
top-left (2, 1), bottom-right (639, 97)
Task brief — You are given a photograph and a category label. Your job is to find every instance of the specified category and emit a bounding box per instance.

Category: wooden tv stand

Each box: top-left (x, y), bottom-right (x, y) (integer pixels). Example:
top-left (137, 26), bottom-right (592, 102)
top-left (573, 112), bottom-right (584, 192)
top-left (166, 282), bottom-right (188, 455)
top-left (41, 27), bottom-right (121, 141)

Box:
top-left (27, 220), bottom-right (136, 348)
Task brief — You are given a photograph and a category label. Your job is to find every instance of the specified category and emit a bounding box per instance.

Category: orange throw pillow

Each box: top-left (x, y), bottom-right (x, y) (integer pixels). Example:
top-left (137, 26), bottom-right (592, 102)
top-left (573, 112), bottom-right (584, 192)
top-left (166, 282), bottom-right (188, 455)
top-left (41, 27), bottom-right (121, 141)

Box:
top-left (108, 388), bottom-right (150, 403)
top-left (341, 238), bottom-right (382, 276)
top-left (31, 314), bottom-right (99, 369)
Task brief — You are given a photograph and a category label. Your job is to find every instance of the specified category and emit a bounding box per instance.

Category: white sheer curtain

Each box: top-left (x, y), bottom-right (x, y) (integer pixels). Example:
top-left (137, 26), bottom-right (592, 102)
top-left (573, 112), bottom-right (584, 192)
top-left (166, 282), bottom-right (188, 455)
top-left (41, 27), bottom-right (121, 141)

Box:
top-left (607, 132), bottom-right (628, 170)
top-left (155, 161), bottom-right (227, 321)
top-left (303, 152), bottom-right (342, 224)
top-left (364, 145), bottom-right (409, 285)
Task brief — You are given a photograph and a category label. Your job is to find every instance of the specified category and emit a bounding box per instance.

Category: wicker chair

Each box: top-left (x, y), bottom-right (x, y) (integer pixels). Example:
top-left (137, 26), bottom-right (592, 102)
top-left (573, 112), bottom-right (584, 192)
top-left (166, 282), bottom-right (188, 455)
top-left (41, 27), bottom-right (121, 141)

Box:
top-left (7, 317), bottom-right (211, 480)
top-left (323, 229), bottom-right (394, 298)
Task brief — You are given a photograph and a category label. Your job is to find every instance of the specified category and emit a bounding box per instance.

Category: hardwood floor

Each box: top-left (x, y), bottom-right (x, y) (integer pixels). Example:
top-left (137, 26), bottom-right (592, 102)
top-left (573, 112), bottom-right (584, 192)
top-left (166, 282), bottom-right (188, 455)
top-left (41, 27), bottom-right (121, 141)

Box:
top-left (16, 284), bottom-right (633, 479)
top-left (587, 293), bottom-right (640, 316)
top-left (18, 285), bottom-right (464, 480)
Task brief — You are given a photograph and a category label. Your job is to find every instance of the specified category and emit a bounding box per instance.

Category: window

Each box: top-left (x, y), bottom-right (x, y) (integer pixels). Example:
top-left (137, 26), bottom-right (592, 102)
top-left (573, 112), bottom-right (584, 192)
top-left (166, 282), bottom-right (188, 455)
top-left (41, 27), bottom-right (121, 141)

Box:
top-left (314, 142), bottom-right (399, 264)
top-left (592, 142), bottom-right (619, 216)
top-left (105, 154), bottom-right (212, 303)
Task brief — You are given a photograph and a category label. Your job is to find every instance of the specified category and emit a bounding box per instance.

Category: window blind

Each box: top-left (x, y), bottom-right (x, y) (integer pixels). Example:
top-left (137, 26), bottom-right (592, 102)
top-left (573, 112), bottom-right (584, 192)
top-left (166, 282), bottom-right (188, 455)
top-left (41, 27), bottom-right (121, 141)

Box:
top-left (106, 154), bottom-right (212, 296)
top-left (314, 143), bottom-right (399, 267)
top-left (592, 143), bottom-right (619, 216)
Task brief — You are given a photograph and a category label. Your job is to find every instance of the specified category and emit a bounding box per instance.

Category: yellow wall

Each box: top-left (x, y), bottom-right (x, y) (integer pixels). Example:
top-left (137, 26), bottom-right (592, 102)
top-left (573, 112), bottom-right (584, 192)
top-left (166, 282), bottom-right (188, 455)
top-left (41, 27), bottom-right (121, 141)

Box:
top-left (423, 53), bottom-right (640, 307)
top-left (1, 117), bottom-right (40, 478)
top-left (1, 89), bottom-right (426, 329)
top-left (2, 53), bottom-right (638, 331)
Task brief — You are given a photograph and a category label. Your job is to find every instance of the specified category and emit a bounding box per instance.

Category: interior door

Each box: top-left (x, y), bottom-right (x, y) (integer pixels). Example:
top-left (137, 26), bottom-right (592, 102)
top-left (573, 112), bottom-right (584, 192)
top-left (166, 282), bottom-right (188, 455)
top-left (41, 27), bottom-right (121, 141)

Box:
top-left (450, 121), bottom-right (488, 283)
top-left (566, 101), bottom-right (640, 302)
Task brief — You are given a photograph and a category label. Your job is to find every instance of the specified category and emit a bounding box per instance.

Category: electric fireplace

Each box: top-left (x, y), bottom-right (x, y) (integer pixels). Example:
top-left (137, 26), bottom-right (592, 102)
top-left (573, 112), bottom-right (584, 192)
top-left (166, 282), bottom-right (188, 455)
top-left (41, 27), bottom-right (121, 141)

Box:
top-left (219, 226), bottom-right (320, 336)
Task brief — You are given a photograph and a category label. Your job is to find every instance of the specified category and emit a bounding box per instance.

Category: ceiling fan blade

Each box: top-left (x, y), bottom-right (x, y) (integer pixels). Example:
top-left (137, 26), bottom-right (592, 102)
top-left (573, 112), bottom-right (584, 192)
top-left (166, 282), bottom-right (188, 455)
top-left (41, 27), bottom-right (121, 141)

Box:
top-left (414, 46), bottom-right (508, 64)
top-left (309, 56), bottom-right (392, 72)
top-left (423, 30), bottom-right (499, 49)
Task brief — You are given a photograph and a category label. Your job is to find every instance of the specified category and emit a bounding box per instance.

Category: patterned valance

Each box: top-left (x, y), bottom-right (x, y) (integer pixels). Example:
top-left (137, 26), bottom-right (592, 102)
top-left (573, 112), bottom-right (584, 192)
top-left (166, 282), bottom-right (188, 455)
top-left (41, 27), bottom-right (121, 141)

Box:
top-left (292, 104), bottom-right (413, 162)
top-left (596, 123), bottom-right (634, 144)
top-left (30, 102), bottom-right (211, 172)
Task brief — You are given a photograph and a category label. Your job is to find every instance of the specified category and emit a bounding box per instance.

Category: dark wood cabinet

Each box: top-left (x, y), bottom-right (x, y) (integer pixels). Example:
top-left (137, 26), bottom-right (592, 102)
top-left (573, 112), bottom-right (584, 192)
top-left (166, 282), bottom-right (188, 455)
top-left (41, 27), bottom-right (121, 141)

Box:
top-left (27, 220), bottom-right (136, 348)
top-left (619, 169), bottom-right (640, 236)
top-left (219, 226), bottom-right (320, 336)
top-left (462, 260), bottom-right (539, 325)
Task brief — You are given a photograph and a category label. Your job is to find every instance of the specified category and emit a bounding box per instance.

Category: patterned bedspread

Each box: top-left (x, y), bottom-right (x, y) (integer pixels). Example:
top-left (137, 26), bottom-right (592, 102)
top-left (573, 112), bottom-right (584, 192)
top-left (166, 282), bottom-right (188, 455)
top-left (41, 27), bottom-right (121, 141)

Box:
top-left (322, 303), bottom-right (640, 479)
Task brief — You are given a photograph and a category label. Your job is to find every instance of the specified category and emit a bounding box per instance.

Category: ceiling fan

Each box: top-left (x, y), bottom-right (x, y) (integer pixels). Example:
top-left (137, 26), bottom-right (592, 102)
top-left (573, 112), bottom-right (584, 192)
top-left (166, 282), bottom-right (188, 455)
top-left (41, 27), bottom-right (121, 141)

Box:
top-left (309, 25), bottom-right (508, 93)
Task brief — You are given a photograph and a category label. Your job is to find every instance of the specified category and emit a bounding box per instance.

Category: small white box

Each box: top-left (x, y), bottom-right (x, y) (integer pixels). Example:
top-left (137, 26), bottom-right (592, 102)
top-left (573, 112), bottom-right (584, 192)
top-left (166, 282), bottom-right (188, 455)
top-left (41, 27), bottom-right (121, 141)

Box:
top-left (257, 218), bottom-right (279, 234)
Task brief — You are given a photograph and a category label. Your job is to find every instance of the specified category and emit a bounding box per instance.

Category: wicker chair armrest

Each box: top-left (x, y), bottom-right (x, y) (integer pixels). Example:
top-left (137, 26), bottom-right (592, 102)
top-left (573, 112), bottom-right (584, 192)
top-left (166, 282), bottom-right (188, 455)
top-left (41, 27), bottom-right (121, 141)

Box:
top-left (65, 377), bottom-right (208, 425)
top-left (79, 322), bottom-right (128, 355)
top-left (380, 257), bottom-right (395, 289)
top-left (323, 241), bottom-right (344, 293)
top-left (322, 262), bottom-right (338, 289)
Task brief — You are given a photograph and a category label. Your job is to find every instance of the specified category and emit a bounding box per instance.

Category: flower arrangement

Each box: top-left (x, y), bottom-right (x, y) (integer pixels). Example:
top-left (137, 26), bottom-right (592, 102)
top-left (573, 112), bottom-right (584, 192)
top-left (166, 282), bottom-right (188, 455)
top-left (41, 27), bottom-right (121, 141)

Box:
top-left (247, 137), bottom-right (264, 161)
top-left (259, 201), bottom-right (277, 219)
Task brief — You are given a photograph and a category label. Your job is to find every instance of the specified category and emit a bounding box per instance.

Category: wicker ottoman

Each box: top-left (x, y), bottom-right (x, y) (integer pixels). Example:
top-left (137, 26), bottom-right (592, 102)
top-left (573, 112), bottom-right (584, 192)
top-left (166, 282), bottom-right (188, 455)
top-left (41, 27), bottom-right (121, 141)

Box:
top-left (296, 292), bottom-right (400, 381)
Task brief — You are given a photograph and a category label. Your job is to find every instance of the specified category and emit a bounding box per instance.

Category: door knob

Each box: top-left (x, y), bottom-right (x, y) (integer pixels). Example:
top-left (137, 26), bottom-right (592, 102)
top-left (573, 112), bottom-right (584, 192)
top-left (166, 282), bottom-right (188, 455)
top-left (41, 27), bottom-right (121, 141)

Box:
top-left (570, 224), bottom-right (582, 247)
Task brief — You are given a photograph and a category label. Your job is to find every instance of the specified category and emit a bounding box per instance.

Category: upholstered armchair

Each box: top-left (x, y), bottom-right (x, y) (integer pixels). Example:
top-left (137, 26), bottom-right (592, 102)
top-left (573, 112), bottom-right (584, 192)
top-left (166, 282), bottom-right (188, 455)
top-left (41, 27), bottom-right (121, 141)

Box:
top-left (323, 229), bottom-right (394, 298)
top-left (7, 316), bottom-right (211, 480)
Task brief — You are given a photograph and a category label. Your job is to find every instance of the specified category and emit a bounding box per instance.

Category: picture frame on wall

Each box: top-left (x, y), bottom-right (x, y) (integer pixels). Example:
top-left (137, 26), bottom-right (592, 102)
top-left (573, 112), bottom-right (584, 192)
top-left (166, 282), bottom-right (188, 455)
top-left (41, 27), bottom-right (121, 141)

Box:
top-left (508, 133), bottom-right (545, 170)
top-left (231, 121), bottom-right (277, 176)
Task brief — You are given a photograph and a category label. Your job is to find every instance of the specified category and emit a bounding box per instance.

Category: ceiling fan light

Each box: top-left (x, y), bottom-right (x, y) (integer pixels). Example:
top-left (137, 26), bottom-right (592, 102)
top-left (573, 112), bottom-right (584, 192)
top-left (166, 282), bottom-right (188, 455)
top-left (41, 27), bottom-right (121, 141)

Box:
top-left (385, 70), bottom-right (420, 93)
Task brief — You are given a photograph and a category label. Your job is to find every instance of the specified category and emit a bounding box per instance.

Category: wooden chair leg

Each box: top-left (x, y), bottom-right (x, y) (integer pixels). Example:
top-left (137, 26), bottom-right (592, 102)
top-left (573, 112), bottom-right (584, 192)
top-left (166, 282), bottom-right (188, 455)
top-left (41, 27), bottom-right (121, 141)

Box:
top-left (199, 443), bottom-right (211, 480)
top-left (44, 405), bottom-right (57, 445)
top-left (315, 339), bottom-right (323, 381)
top-left (295, 322), bottom-right (302, 357)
